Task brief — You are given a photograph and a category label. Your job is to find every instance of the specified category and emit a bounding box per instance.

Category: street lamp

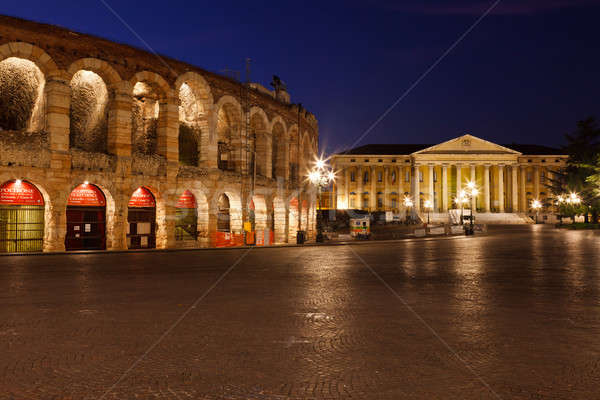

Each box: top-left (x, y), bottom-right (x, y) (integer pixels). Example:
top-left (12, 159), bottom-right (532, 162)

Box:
top-left (424, 199), bottom-right (432, 225)
top-left (454, 190), bottom-right (470, 225)
top-left (307, 158), bottom-right (335, 242)
top-left (531, 199), bottom-right (542, 224)
top-left (403, 196), bottom-right (413, 223)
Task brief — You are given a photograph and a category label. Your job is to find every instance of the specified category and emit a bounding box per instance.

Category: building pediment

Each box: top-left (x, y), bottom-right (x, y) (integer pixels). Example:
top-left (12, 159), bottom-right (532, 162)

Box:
top-left (412, 134), bottom-right (521, 155)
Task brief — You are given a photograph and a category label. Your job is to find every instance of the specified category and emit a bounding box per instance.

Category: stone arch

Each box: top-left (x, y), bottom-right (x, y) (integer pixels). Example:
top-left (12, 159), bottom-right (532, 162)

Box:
top-left (0, 52), bottom-right (47, 132)
top-left (213, 95), bottom-right (242, 171)
top-left (271, 120), bottom-right (288, 180)
top-left (175, 72), bottom-right (213, 167)
top-left (0, 42), bottom-right (59, 77)
top-left (288, 195), bottom-right (300, 242)
top-left (182, 187), bottom-right (210, 247)
top-left (129, 71), bottom-right (171, 156)
top-left (250, 107), bottom-right (271, 177)
top-left (64, 180), bottom-right (117, 250)
top-left (211, 189), bottom-right (242, 233)
top-left (67, 58), bottom-right (122, 89)
top-left (300, 133), bottom-right (314, 182)
top-left (288, 124), bottom-right (300, 184)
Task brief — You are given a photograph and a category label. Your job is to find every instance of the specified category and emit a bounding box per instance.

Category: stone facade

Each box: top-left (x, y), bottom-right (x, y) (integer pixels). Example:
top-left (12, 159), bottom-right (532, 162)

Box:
top-left (330, 135), bottom-right (568, 221)
top-left (0, 16), bottom-right (318, 252)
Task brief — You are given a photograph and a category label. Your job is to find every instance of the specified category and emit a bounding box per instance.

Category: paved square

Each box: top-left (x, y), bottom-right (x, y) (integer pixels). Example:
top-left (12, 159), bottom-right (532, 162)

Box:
top-left (2, 226), bottom-right (600, 399)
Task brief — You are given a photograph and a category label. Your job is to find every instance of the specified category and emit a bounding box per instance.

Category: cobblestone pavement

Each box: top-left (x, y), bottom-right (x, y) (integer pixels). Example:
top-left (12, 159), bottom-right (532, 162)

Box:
top-left (2, 225), bottom-right (600, 399)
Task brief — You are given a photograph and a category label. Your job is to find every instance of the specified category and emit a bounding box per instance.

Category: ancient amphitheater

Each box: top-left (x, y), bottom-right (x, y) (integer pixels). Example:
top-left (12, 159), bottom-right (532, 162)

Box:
top-left (0, 15), bottom-right (319, 253)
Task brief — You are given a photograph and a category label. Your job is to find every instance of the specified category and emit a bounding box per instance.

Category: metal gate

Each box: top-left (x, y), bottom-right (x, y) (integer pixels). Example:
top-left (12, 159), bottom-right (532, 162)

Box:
top-left (65, 207), bottom-right (106, 251)
top-left (128, 208), bottom-right (156, 249)
top-left (175, 208), bottom-right (197, 241)
top-left (0, 205), bottom-right (45, 253)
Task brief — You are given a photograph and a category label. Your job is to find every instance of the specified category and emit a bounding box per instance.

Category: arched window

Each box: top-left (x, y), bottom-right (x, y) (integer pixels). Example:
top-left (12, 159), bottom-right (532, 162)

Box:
top-left (217, 194), bottom-right (231, 232)
top-left (178, 125), bottom-right (199, 166)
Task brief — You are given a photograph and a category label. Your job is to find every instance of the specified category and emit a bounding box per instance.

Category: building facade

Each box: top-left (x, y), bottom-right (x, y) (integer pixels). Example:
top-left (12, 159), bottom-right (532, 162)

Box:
top-left (330, 135), bottom-right (568, 220)
top-left (0, 16), bottom-right (318, 253)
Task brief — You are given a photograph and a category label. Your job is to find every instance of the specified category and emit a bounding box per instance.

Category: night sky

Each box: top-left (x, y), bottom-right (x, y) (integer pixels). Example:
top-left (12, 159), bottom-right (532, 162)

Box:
top-left (4, 0), bottom-right (600, 155)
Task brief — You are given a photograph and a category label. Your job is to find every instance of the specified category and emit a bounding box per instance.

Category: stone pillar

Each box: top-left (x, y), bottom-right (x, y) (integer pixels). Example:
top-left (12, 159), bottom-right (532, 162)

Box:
top-left (107, 81), bottom-right (133, 157)
top-left (384, 166), bottom-right (390, 209)
top-left (520, 166), bottom-right (527, 212)
top-left (413, 165), bottom-right (420, 211)
top-left (370, 167), bottom-right (376, 210)
top-left (398, 167), bottom-right (403, 199)
top-left (442, 164), bottom-right (448, 212)
top-left (156, 192), bottom-right (177, 249)
top-left (534, 166), bottom-right (540, 199)
top-left (512, 165), bottom-right (519, 213)
top-left (498, 165), bottom-right (505, 212)
top-left (43, 194), bottom-right (67, 252)
top-left (357, 167), bottom-right (363, 209)
top-left (345, 167), bottom-right (350, 209)
top-left (45, 72), bottom-right (71, 170)
top-left (484, 164), bottom-right (491, 212)
top-left (427, 164), bottom-right (434, 210)
top-left (470, 164), bottom-right (476, 211)
top-left (157, 90), bottom-right (180, 164)
top-left (456, 164), bottom-right (462, 196)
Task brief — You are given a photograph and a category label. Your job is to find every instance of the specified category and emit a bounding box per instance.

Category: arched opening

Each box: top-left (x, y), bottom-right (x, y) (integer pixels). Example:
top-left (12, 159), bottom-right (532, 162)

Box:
top-left (65, 183), bottom-right (106, 251)
top-left (0, 180), bottom-right (45, 253)
top-left (175, 190), bottom-right (197, 241)
top-left (288, 197), bottom-right (299, 242)
top-left (272, 196), bottom-right (286, 244)
top-left (131, 82), bottom-right (161, 155)
top-left (271, 122), bottom-right (286, 179)
top-left (178, 82), bottom-right (201, 166)
top-left (301, 137), bottom-right (313, 182)
top-left (127, 187), bottom-right (156, 249)
top-left (288, 127), bottom-right (299, 185)
top-left (0, 57), bottom-right (45, 132)
top-left (216, 103), bottom-right (240, 171)
top-left (249, 111), bottom-right (269, 177)
top-left (69, 70), bottom-right (109, 153)
top-left (217, 193), bottom-right (231, 232)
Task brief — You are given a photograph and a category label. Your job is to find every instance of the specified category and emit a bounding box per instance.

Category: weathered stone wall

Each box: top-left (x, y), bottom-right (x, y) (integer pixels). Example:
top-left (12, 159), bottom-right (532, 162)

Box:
top-left (0, 16), bottom-right (318, 252)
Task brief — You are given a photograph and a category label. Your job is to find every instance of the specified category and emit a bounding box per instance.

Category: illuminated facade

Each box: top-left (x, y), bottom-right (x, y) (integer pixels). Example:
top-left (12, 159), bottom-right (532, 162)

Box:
top-left (330, 135), bottom-right (568, 221)
top-left (0, 16), bottom-right (317, 253)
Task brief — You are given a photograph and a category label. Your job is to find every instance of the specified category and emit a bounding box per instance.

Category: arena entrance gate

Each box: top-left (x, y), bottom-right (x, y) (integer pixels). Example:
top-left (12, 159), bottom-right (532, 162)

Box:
top-left (0, 180), bottom-right (45, 253)
top-left (175, 190), bottom-right (197, 241)
top-left (127, 187), bottom-right (156, 249)
top-left (65, 183), bottom-right (106, 251)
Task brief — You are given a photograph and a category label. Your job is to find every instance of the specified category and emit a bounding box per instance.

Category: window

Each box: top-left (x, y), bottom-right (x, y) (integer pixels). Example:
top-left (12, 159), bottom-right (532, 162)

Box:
top-left (364, 171), bottom-right (369, 183)
top-left (364, 159), bottom-right (370, 163)
top-left (350, 159), bottom-right (356, 162)
top-left (363, 197), bottom-right (368, 208)
top-left (392, 159), bottom-right (397, 163)
top-left (391, 171), bottom-right (396, 183)
top-left (349, 197), bottom-right (355, 208)
top-left (378, 159), bottom-right (383, 163)
top-left (541, 172), bottom-right (545, 183)
top-left (405, 170), bottom-right (410, 182)
top-left (377, 197), bottom-right (383, 208)
top-left (391, 198), bottom-right (397, 208)
top-left (419, 171), bottom-right (423, 182)
top-left (527, 171), bottom-right (532, 182)
top-left (350, 171), bottom-right (356, 182)
top-left (377, 172), bottom-right (382, 182)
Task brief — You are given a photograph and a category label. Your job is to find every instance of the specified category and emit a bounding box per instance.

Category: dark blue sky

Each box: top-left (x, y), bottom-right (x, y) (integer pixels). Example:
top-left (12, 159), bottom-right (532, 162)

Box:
top-left (5, 0), bottom-right (600, 154)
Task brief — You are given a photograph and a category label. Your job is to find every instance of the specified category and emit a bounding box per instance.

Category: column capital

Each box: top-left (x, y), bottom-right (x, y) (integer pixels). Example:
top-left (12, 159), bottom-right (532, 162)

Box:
top-left (484, 163), bottom-right (491, 169)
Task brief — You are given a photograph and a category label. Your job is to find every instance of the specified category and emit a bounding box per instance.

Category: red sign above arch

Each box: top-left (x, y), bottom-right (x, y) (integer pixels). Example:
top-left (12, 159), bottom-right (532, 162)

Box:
top-left (176, 190), bottom-right (196, 209)
top-left (129, 187), bottom-right (156, 208)
top-left (68, 184), bottom-right (106, 207)
top-left (0, 180), bottom-right (45, 206)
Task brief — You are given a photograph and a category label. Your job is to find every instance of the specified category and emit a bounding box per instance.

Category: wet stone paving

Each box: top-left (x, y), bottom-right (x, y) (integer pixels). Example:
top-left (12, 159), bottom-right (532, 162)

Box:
top-left (1, 225), bottom-right (600, 399)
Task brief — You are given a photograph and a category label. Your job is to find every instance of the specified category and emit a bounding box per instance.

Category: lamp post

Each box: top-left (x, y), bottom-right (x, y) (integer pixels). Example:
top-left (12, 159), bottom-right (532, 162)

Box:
top-left (403, 196), bottom-right (413, 224)
top-left (424, 199), bottom-right (432, 225)
top-left (531, 199), bottom-right (542, 224)
top-left (454, 190), bottom-right (470, 225)
top-left (308, 158), bottom-right (335, 242)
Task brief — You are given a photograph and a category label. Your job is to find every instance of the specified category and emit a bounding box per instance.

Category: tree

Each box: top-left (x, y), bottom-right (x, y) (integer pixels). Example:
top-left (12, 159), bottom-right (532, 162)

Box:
top-left (562, 117), bottom-right (600, 222)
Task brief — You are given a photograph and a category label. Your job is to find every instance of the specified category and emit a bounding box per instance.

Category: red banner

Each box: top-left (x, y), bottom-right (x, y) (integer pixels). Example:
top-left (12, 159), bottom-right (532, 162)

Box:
top-left (67, 184), bottom-right (106, 207)
top-left (290, 197), bottom-right (299, 209)
top-left (176, 190), bottom-right (196, 209)
top-left (0, 180), bottom-right (44, 206)
top-left (129, 187), bottom-right (155, 208)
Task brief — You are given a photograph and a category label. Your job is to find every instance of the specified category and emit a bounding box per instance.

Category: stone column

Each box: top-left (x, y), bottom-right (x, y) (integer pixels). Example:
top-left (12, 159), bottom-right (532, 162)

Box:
top-left (498, 165), bottom-right (505, 212)
top-left (370, 167), bottom-right (376, 210)
top-left (357, 166), bottom-right (363, 209)
top-left (107, 81), bottom-right (133, 157)
top-left (442, 164), bottom-right (448, 212)
top-left (470, 164), bottom-right (476, 211)
top-left (512, 165), bottom-right (519, 213)
top-left (484, 164), bottom-right (491, 212)
top-left (45, 72), bottom-right (71, 170)
top-left (456, 164), bottom-right (462, 196)
top-left (520, 165), bottom-right (527, 212)
top-left (398, 167), bottom-right (403, 199)
top-left (428, 164), bottom-right (434, 211)
top-left (157, 90), bottom-right (180, 180)
top-left (534, 166), bottom-right (540, 199)
top-left (345, 167), bottom-right (350, 209)
top-left (384, 166), bottom-right (390, 209)
top-left (413, 165), bottom-right (420, 211)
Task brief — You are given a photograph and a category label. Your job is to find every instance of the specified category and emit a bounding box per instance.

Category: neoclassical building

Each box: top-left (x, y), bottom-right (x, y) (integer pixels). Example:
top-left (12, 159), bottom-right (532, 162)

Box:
top-left (330, 135), bottom-right (568, 221)
top-left (0, 16), bottom-right (318, 253)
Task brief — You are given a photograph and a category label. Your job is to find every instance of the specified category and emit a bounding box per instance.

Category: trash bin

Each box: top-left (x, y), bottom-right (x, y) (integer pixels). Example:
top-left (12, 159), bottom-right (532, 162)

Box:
top-left (296, 230), bottom-right (306, 245)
